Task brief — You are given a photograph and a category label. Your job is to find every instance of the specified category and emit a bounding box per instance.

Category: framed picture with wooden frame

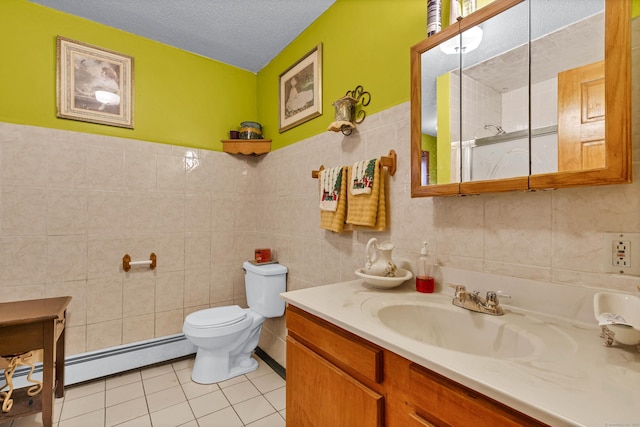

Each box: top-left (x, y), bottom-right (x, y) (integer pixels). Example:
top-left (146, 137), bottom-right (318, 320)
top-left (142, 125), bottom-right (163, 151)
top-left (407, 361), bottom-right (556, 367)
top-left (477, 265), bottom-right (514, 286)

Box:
top-left (279, 43), bottom-right (322, 133)
top-left (56, 36), bottom-right (134, 128)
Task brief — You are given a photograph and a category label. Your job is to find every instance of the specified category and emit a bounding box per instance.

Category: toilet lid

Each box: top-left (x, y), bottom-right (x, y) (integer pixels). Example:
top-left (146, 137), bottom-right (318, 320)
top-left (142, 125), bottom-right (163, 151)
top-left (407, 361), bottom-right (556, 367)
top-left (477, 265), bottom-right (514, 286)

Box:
top-left (186, 305), bottom-right (247, 328)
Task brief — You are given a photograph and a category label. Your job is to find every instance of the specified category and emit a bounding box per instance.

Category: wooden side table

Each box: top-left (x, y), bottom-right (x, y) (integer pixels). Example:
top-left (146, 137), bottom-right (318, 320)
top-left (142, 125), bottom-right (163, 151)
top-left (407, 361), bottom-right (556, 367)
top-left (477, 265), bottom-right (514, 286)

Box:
top-left (0, 297), bottom-right (71, 427)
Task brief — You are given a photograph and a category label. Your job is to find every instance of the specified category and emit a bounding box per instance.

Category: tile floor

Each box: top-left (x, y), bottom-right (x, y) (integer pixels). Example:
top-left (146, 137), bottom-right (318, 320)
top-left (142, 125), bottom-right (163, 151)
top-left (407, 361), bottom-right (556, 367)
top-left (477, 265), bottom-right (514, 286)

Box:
top-left (1, 356), bottom-right (286, 427)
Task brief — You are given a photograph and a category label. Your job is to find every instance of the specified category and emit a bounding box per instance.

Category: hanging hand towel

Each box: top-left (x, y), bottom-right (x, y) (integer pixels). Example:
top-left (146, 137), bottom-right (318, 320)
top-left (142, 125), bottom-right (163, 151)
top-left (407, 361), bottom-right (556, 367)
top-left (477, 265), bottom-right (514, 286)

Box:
top-left (320, 166), bottom-right (348, 232)
top-left (350, 159), bottom-right (376, 195)
top-left (319, 166), bottom-right (343, 212)
top-left (346, 158), bottom-right (387, 230)
top-left (369, 166), bottom-right (387, 231)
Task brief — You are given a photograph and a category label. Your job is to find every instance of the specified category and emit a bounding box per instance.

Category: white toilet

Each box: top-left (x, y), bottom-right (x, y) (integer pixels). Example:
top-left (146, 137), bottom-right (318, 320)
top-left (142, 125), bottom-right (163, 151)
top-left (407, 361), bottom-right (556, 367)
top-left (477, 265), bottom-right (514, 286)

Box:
top-left (182, 261), bottom-right (287, 384)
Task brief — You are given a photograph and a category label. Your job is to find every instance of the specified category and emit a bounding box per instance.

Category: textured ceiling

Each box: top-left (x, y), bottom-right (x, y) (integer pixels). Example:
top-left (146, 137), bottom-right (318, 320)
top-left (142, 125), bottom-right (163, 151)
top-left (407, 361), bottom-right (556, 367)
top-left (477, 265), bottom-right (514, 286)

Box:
top-left (28, 0), bottom-right (336, 73)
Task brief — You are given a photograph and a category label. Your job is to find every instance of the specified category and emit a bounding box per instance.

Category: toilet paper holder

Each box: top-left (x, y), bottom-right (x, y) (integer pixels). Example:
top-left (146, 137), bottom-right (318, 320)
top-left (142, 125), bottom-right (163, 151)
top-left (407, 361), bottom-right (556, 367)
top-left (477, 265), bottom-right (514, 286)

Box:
top-left (122, 253), bottom-right (157, 272)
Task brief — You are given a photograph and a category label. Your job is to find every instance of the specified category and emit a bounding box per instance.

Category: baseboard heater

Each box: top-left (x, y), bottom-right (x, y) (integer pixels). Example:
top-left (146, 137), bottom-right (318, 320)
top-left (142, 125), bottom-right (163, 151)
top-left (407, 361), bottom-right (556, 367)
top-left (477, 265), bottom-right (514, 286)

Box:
top-left (8, 333), bottom-right (197, 390)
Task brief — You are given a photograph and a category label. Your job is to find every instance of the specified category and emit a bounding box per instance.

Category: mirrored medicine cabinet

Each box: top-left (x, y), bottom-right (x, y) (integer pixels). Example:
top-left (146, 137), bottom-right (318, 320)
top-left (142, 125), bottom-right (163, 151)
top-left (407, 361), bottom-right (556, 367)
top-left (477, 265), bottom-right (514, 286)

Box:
top-left (410, 0), bottom-right (631, 197)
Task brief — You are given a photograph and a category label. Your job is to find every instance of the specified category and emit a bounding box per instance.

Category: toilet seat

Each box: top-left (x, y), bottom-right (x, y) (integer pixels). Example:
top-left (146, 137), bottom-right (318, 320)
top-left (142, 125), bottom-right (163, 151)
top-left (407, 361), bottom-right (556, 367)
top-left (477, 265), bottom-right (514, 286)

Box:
top-left (185, 305), bottom-right (247, 329)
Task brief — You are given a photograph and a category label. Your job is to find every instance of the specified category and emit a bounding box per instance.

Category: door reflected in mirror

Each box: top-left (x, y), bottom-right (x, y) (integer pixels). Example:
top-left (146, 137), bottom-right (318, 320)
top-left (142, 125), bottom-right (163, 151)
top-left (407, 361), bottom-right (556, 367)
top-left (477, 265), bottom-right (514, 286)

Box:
top-left (529, 0), bottom-right (605, 174)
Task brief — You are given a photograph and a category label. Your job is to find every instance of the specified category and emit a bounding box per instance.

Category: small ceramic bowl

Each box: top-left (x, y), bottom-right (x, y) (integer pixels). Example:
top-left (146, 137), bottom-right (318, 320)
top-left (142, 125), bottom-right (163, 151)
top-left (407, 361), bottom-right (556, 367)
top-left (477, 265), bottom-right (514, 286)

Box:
top-left (355, 268), bottom-right (413, 289)
top-left (593, 292), bottom-right (640, 346)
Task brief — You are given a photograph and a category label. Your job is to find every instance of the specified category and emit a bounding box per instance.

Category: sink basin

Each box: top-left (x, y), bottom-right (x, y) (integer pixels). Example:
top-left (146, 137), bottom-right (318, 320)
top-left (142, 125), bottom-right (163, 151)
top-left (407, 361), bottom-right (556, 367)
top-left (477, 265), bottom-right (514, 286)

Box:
top-left (361, 294), bottom-right (576, 360)
top-left (593, 292), bottom-right (640, 346)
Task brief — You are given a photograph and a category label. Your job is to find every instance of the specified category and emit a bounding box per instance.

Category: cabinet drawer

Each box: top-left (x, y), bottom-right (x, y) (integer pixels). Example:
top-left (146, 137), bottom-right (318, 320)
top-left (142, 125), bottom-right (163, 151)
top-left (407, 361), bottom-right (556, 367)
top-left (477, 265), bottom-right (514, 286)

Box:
top-left (286, 305), bottom-right (383, 383)
top-left (409, 364), bottom-right (548, 427)
top-left (408, 413), bottom-right (437, 427)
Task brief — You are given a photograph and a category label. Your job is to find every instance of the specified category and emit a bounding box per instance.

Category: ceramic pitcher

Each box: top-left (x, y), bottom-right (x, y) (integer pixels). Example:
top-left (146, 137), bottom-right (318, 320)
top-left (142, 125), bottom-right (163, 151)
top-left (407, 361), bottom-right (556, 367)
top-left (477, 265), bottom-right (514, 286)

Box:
top-left (365, 238), bottom-right (398, 277)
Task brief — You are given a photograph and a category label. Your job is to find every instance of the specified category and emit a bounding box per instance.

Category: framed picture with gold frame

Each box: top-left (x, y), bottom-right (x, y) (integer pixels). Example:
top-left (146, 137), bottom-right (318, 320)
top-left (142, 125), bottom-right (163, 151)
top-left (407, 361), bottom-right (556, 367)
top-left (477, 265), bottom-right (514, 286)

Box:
top-left (56, 36), bottom-right (134, 128)
top-left (279, 43), bottom-right (322, 133)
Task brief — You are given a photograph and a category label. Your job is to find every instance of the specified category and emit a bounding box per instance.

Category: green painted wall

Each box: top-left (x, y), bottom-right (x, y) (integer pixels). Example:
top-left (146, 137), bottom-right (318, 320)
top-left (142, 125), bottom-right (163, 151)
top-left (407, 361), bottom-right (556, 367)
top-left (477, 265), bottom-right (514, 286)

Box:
top-left (1, 0), bottom-right (637, 151)
top-left (256, 0), bottom-right (426, 150)
top-left (0, 0), bottom-right (256, 151)
top-left (436, 72), bottom-right (452, 184)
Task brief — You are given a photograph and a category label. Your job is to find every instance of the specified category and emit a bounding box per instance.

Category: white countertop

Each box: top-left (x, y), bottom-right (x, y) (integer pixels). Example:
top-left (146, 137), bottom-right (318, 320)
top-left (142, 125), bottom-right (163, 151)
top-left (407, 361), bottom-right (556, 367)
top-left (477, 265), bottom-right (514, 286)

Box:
top-left (281, 278), bottom-right (640, 426)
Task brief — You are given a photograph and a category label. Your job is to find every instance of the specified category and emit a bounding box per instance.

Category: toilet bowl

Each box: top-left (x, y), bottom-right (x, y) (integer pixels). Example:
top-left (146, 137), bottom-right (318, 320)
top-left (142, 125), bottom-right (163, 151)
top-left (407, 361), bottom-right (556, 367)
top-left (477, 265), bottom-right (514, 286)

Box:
top-left (183, 261), bottom-right (287, 384)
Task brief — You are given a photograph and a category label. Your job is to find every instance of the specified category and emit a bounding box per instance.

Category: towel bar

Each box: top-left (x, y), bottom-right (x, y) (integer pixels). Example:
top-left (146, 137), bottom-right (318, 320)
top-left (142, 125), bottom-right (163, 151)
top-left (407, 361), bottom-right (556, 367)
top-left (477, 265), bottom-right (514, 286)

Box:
top-left (311, 149), bottom-right (397, 178)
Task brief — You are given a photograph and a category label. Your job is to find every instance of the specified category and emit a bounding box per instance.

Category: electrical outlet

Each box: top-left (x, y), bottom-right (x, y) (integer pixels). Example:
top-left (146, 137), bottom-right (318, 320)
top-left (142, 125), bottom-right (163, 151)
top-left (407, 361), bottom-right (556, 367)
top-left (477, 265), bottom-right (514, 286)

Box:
top-left (604, 232), bottom-right (640, 275)
top-left (613, 240), bottom-right (630, 267)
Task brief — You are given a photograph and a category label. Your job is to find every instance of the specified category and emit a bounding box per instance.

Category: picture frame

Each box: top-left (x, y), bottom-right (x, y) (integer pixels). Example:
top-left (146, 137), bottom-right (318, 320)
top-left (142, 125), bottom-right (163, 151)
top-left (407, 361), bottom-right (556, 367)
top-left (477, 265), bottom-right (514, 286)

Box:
top-left (56, 36), bottom-right (134, 129)
top-left (279, 43), bottom-right (322, 133)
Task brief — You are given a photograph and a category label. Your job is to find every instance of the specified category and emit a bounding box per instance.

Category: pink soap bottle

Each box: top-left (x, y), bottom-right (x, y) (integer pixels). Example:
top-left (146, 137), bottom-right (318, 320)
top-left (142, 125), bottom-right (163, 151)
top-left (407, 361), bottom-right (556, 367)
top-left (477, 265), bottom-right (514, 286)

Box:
top-left (416, 242), bottom-right (435, 293)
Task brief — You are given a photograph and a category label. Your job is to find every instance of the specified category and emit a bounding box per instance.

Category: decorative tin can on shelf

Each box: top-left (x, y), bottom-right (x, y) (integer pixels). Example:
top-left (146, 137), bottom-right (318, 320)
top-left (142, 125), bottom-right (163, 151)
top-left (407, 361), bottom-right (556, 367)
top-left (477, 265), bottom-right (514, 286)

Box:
top-left (239, 121), bottom-right (263, 139)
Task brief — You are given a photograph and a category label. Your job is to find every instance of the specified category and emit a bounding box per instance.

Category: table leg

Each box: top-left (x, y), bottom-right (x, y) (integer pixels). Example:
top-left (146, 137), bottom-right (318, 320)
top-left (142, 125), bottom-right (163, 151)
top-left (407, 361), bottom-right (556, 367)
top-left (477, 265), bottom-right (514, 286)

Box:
top-left (55, 316), bottom-right (66, 399)
top-left (42, 321), bottom-right (54, 427)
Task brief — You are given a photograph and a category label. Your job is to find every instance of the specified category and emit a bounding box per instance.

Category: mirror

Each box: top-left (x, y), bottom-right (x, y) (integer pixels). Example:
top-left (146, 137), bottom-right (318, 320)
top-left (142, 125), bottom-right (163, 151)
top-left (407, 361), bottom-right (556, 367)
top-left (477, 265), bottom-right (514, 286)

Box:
top-left (410, 0), bottom-right (631, 197)
top-left (459, 2), bottom-right (529, 185)
top-left (419, 31), bottom-right (461, 187)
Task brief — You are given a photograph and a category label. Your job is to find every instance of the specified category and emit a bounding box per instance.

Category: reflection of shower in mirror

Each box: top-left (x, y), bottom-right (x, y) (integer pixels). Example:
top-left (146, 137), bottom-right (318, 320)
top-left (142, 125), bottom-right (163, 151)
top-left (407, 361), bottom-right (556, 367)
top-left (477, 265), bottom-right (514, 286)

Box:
top-left (484, 124), bottom-right (506, 136)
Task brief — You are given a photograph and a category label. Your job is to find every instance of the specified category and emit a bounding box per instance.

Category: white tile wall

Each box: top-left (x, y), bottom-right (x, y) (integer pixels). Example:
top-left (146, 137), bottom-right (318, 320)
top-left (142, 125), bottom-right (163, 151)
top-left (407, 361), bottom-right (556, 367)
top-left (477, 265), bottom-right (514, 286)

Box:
top-left (0, 126), bottom-right (246, 356)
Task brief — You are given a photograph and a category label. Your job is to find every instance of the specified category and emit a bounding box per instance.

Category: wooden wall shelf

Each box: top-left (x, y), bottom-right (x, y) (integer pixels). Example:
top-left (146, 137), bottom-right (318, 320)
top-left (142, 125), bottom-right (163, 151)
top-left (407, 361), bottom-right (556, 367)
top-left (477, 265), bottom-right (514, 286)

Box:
top-left (222, 139), bottom-right (271, 155)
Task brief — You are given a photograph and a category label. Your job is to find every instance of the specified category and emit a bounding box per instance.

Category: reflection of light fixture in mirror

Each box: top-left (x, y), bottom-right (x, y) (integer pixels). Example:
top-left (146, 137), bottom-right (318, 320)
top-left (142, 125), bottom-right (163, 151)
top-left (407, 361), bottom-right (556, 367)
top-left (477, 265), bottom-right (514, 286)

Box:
top-left (440, 26), bottom-right (483, 55)
top-left (328, 85), bottom-right (371, 136)
top-left (95, 90), bottom-right (121, 105)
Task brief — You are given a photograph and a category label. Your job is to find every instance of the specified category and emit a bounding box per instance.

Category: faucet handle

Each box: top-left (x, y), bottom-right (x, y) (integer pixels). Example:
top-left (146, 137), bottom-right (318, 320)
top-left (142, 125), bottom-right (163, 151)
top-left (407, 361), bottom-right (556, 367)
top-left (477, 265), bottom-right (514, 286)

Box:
top-left (447, 284), bottom-right (467, 298)
top-left (486, 291), bottom-right (511, 305)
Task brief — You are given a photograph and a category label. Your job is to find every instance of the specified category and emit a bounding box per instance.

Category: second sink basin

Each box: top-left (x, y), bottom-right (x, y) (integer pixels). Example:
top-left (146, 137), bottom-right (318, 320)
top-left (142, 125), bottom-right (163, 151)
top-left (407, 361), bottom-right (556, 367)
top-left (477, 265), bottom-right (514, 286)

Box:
top-left (361, 293), bottom-right (576, 360)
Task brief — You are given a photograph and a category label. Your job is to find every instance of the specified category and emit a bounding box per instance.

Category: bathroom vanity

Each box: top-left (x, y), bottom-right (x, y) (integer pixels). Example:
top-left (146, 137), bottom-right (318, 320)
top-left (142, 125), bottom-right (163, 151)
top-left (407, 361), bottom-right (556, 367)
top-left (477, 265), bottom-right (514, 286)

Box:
top-left (286, 305), bottom-right (544, 426)
top-left (282, 273), bottom-right (640, 426)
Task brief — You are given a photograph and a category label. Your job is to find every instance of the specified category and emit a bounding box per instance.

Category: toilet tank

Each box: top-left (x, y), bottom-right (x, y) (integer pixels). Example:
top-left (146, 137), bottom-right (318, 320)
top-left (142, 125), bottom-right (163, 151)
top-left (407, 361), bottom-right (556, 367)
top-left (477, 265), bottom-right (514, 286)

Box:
top-left (243, 261), bottom-right (288, 317)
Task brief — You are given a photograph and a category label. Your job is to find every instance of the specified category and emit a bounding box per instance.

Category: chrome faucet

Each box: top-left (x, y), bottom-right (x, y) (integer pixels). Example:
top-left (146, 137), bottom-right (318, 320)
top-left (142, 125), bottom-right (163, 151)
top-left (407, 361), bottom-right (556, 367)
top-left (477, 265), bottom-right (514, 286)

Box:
top-left (449, 285), bottom-right (509, 316)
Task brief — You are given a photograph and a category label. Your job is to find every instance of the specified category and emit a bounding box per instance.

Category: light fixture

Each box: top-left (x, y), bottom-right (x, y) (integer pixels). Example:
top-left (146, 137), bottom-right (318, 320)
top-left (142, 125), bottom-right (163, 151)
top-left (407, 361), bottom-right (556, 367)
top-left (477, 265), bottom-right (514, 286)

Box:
top-left (328, 85), bottom-right (371, 136)
top-left (440, 26), bottom-right (483, 55)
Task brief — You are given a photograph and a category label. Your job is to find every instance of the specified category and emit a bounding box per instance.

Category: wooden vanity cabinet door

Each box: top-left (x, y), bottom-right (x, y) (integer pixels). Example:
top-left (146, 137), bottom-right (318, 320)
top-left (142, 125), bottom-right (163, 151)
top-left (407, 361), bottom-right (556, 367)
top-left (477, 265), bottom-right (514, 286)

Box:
top-left (408, 364), bottom-right (548, 427)
top-left (286, 335), bottom-right (384, 427)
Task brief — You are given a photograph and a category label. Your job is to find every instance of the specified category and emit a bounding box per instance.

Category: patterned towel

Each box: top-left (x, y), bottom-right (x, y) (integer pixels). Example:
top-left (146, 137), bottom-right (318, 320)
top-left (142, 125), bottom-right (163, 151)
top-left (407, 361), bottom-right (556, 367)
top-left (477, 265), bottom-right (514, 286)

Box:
top-left (319, 166), bottom-right (343, 212)
top-left (346, 159), bottom-right (387, 230)
top-left (350, 159), bottom-right (376, 195)
top-left (320, 166), bottom-right (348, 232)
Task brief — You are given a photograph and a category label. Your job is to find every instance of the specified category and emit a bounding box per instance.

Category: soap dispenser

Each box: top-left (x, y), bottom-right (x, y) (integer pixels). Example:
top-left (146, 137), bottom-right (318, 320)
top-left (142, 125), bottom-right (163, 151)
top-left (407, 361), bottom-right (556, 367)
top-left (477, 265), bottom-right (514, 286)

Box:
top-left (416, 242), bottom-right (435, 293)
